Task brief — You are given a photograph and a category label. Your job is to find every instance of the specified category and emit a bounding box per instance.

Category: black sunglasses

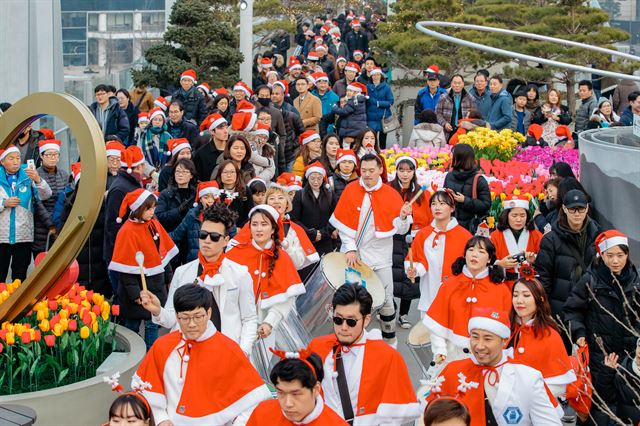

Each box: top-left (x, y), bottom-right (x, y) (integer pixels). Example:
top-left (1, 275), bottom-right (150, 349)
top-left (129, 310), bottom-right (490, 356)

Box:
top-left (198, 230), bottom-right (224, 242)
top-left (332, 316), bottom-right (361, 327)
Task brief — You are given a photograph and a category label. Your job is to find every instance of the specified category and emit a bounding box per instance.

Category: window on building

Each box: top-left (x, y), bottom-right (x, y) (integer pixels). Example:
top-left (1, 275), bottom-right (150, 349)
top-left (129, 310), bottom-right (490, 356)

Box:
top-left (106, 13), bottom-right (133, 32)
top-left (88, 38), bottom-right (99, 65)
top-left (63, 55), bottom-right (86, 67)
top-left (141, 12), bottom-right (165, 32)
top-left (61, 12), bottom-right (86, 28)
top-left (63, 41), bottom-right (86, 55)
top-left (106, 39), bottom-right (133, 65)
top-left (88, 13), bottom-right (99, 31)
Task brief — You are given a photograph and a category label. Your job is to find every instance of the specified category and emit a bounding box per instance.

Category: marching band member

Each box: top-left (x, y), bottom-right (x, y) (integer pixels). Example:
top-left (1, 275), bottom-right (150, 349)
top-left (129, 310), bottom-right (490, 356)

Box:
top-left (133, 284), bottom-right (271, 425)
top-left (225, 205), bottom-right (305, 340)
top-left (247, 348), bottom-right (348, 425)
top-left (427, 308), bottom-right (562, 425)
top-left (330, 153), bottom-right (413, 345)
top-left (309, 284), bottom-right (421, 425)
top-left (508, 273), bottom-right (576, 398)
top-left (491, 195), bottom-right (542, 289)
top-left (406, 190), bottom-right (471, 315)
top-left (141, 202), bottom-right (258, 355)
top-left (388, 156), bottom-right (432, 232)
top-left (423, 236), bottom-right (511, 364)
top-left (108, 188), bottom-right (178, 350)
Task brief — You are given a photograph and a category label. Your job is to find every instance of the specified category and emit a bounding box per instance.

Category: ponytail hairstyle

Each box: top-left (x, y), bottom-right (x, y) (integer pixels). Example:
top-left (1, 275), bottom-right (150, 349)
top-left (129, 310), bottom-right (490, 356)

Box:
top-left (451, 236), bottom-right (504, 283)
top-left (248, 207), bottom-right (280, 277)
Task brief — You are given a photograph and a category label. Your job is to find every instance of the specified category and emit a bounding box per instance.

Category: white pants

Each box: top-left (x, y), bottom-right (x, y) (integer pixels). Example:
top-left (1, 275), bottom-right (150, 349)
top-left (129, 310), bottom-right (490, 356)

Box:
top-left (373, 266), bottom-right (394, 311)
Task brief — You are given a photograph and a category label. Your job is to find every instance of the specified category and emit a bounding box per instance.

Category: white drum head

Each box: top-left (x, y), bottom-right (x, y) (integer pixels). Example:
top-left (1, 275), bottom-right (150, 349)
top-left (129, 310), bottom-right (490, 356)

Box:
top-left (407, 321), bottom-right (431, 346)
top-left (322, 252), bottom-right (385, 309)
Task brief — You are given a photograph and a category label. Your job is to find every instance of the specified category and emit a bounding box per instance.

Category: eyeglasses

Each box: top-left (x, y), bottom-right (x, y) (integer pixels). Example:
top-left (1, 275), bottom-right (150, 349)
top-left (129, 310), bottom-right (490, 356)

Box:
top-left (42, 153), bottom-right (60, 158)
top-left (174, 169), bottom-right (192, 176)
top-left (177, 313), bottom-right (208, 324)
top-left (199, 230), bottom-right (224, 242)
top-left (567, 206), bottom-right (587, 214)
top-left (332, 316), bottom-right (362, 327)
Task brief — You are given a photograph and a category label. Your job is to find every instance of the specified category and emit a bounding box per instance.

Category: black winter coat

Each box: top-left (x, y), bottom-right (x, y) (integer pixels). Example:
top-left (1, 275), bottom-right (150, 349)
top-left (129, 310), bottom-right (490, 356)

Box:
top-left (171, 87), bottom-right (207, 125)
top-left (103, 171), bottom-right (143, 262)
top-left (564, 261), bottom-right (640, 405)
top-left (13, 130), bottom-right (44, 168)
top-left (156, 186), bottom-right (196, 232)
top-left (166, 119), bottom-right (199, 147)
top-left (275, 103), bottom-right (305, 169)
top-left (535, 218), bottom-right (601, 317)
top-left (290, 187), bottom-right (337, 255)
top-left (443, 168), bottom-right (491, 233)
top-left (123, 102), bottom-right (140, 145)
top-left (32, 166), bottom-right (69, 253)
top-left (332, 94), bottom-right (367, 138)
top-left (598, 354), bottom-right (640, 424)
top-left (89, 98), bottom-right (130, 142)
top-left (392, 232), bottom-right (420, 300)
top-left (328, 172), bottom-right (357, 201)
top-left (118, 271), bottom-right (169, 320)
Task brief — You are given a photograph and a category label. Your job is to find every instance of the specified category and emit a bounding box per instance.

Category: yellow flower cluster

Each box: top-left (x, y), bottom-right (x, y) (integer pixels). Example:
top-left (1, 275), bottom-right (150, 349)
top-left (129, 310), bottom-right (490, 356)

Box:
top-left (458, 128), bottom-right (525, 161)
top-left (0, 280), bottom-right (22, 304)
top-left (382, 150), bottom-right (451, 174)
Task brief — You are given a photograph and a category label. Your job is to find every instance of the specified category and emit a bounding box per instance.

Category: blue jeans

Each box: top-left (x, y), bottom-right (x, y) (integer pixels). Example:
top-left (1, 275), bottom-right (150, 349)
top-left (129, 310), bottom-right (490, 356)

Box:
top-left (108, 270), bottom-right (119, 304)
top-left (121, 318), bottom-right (158, 350)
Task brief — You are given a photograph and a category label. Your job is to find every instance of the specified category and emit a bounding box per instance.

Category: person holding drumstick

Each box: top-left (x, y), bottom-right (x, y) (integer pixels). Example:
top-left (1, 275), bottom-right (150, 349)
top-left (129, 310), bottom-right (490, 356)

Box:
top-left (226, 205), bottom-right (305, 341)
top-left (330, 153), bottom-right (412, 346)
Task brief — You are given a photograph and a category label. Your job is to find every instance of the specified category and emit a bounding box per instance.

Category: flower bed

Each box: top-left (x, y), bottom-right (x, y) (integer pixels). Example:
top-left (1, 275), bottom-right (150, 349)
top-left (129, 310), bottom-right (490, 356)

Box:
top-left (0, 284), bottom-right (119, 395)
top-left (458, 127), bottom-right (525, 161)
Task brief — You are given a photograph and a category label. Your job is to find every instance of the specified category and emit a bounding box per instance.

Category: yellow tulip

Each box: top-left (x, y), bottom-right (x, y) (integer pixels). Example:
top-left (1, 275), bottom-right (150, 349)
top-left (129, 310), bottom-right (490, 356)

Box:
top-left (59, 309), bottom-right (69, 319)
top-left (39, 319), bottom-right (50, 332)
top-left (80, 326), bottom-right (90, 339)
top-left (59, 318), bottom-right (69, 331)
top-left (513, 188), bottom-right (521, 196)
top-left (500, 193), bottom-right (507, 201)
top-left (6, 332), bottom-right (15, 345)
top-left (52, 323), bottom-right (63, 337)
top-left (92, 321), bottom-right (98, 333)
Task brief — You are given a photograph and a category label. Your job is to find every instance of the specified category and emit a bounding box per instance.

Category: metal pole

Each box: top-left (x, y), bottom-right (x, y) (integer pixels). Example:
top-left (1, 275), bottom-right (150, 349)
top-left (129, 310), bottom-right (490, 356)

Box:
top-left (239, 0), bottom-right (254, 84)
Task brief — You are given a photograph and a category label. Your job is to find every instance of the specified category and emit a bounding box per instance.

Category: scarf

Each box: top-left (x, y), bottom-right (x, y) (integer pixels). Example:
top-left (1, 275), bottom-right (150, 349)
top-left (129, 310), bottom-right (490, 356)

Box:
top-left (198, 251), bottom-right (225, 282)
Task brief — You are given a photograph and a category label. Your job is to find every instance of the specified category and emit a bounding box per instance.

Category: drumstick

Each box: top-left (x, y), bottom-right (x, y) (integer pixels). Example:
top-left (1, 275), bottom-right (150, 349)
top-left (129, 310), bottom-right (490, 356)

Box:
top-left (409, 185), bottom-right (427, 206)
top-left (135, 251), bottom-right (148, 292)
top-left (405, 235), bottom-right (415, 284)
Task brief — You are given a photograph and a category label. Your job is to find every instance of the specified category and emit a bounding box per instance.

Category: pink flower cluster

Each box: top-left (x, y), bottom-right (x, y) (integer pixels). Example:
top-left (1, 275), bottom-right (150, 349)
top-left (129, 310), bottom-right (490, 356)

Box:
top-left (513, 147), bottom-right (580, 178)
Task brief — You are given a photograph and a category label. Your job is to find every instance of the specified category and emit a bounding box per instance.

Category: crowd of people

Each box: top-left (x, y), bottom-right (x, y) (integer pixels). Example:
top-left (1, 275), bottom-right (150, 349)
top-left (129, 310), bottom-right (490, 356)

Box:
top-left (1, 8), bottom-right (639, 426)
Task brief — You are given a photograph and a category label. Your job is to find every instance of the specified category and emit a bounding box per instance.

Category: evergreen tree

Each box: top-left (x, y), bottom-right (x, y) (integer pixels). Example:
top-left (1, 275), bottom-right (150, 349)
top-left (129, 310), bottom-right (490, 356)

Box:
top-left (131, 0), bottom-right (243, 90)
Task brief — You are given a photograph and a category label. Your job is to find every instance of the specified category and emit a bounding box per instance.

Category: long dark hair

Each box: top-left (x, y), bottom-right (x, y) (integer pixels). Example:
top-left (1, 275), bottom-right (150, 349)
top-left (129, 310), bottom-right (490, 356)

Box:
top-left (169, 158), bottom-right (198, 188)
top-left (215, 159), bottom-right (246, 198)
top-left (509, 277), bottom-right (558, 338)
top-left (351, 128), bottom-right (380, 154)
top-left (451, 143), bottom-right (476, 171)
top-left (224, 135), bottom-right (251, 167)
top-left (249, 208), bottom-right (280, 277)
top-left (319, 133), bottom-right (340, 173)
top-left (451, 236), bottom-right (504, 283)
top-left (389, 158), bottom-right (423, 205)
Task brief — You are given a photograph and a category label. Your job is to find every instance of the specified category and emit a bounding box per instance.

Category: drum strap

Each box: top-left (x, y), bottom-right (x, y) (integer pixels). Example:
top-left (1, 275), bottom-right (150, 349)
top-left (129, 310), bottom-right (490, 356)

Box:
top-left (333, 346), bottom-right (355, 425)
top-left (196, 264), bottom-right (222, 331)
top-left (355, 194), bottom-right (374, 248)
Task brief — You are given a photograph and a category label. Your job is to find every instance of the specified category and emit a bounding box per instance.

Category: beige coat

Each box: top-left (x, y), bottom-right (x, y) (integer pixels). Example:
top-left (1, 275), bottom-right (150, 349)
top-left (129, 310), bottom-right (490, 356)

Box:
top-left (293, 92), bottom-right (323, 131)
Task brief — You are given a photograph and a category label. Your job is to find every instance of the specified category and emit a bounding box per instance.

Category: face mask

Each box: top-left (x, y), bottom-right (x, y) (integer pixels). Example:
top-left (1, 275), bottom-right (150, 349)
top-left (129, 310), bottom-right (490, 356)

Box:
top-left (258, 98), bottom-right (270, 107)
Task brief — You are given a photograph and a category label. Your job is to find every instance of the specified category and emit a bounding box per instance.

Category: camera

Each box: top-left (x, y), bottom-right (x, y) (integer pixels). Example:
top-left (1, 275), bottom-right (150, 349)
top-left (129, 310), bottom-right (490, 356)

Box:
top-left (511, 252), bottom-right (526, 264)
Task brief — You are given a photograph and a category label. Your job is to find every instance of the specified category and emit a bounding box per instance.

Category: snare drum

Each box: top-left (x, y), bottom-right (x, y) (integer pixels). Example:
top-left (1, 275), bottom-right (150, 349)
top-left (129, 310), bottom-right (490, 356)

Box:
top-left (295, 252), bottom-right (385, 337)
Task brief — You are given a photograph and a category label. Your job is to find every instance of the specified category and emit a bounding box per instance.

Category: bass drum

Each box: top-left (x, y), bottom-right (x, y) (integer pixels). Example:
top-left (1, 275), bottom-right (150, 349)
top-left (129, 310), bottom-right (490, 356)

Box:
top-left (296, 252), bottom-right (385, 338)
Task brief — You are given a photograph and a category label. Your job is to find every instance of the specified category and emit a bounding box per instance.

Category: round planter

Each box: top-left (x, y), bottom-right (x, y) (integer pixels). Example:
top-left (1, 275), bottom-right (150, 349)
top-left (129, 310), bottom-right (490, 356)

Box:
top-left (0, 325), bottom-right (146, 426)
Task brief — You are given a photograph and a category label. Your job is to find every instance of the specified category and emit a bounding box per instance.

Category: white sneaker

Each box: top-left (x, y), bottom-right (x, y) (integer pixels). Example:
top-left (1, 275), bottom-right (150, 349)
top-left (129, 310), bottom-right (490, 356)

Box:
top-left (398, 315), bottom-right (412, 329)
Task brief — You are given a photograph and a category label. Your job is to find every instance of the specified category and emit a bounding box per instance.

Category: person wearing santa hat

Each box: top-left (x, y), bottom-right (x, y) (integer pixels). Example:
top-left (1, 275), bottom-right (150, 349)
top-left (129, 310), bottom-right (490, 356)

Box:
top-left (171, 69), bottom-right (207, 125)
top-left (423, 236), bottom-right (511, 364)
top-left (490, 195), bottom-right (542, 289)
top-left (293, 77), bottom-right (323, 132)
top-left (508, 275), bottom-right (576, 399)
top-left (0, 145), bottom-right (52, 282)
top-left (166, 100), bottom-right (199, 148)
top-left (156, 156), bottom-right (197, 236)
top-left (105, 140), bottom-right (126, 184)
top-left (331, 82), bottom-right (368, 147)
top-left (108, 188), bottom-right (178, 349)
top-left (310, 71), bottom-right (339, 133)
top-left (250, 121), bottom-right (276, 181)
top-left (309, 284), bottom-right (421, 425)
top-left (231, 81), bottom-right (254, 115)
top-left (334, 62), bottom-right (360, 98)
top-left (414, 64), bottom-right (447, 125)
top-left (405, 188), bottom-right (472, 326)
top-left (330, 153), bottom-right (413, 345)
top-left (89, 84), bottom-right (131, 142)
top-left (328, 148), bottom-right (358, 200)
top-left (141, 202), bottom-right (258, 355)
top-left (32, 139), bottom-right (69, 259)
top-left (138, 107), bottom-right (172, 169)
top-left (564, 230), bottom-right (640, 424)
top-left (331, 56), bottom-right (347, 86)
top-left (133, 284), bottom-right (271, 425)
top-left (290, 130), bottom-right (322, 178)
top-left (196, 82), bottom-right (215, 112)
top-left (426, 308), bottom-right (562, 426)
top-left (274, 172), bottom-right (303, 199)
top-left (345, 20), bottom-right (368, 61)
top-left (193, 111), bottom-right (230, 178)
top-left (247, 348), bottom-right (348, 425)
top-left (156, 137), bottom-right (194, 193)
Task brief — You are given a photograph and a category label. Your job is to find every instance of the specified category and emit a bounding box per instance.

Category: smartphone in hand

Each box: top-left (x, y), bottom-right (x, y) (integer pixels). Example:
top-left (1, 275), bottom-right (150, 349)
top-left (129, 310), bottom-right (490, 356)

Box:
top-left (27, 159), bottom-right (35, 169)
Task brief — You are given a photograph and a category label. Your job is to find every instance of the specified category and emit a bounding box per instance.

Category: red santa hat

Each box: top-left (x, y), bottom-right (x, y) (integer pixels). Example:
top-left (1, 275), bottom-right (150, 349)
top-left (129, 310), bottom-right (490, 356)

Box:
top-left (233, 81), bottom-right (253, 98)
top-left (214, 87), bottom-right (229, 97)
top-left (0, 145), bottom-right (20, 162)
top-left (231, 111), bottom-right (258, 132)
top-left (345, 62), bottom-right (360, 73)
top-left (425, 64), bottom-right (440, 75)
top-left (358, 14), bottom-right (366, 21)
top-left (288, 58), bottom-right (302, 72)
top-left (273, 80), bottom-right (289, 96)
top-left (167, 138), bottom-right (191, 157)
top-left (180, 69), bottom-right (197, 83)
top-left (123, 146), bottom-right (145, 173)
top-left (304, 29), bottom-right (315, 37)
top-left (38, 139), bottom-right (61, 154)
top-left (154, 96), bottom-right (169, 111)
top-left (200, 113), bottom-right (228, 133)
top-left (316, 44), bottom-right (328, 53)
top-left (314, 36), bottom-right (324, 45)
top-left (71, 162), bottom-right (81, 185)
top-left (347, 82), bottom-right (368, 97)
top-left (556, 125), bottom-right (573, 142)
top-left (304, 161), bottom-right (327, 181)
top-left (336, 56), bottom-right (347, 64)
top-left (299, 130), bottom-right (320, 146)
top-left (137, 112), bottom-right (150, 124)
top-left (468, 308), bottom-right (511, 339)
top-left (106, 141), bottom-right (126, 158)
top-left (237, 100), bottom-right (256, 113)
top-left (194, 181), bottom-right (220, 207)
top-left (307, 51), bottom-right (319, 62)
top-left (260, 57), bottom-right (273, 69)
top-left (197, 82), bottom-right (211, 95)
top-left (254, 122), bottom-right (270, 138)
top-left (116, 188), bottom-right (157, 223)
top-left (370, 67), bottom-right (384, 77)
top-left (351, 20), bottom-right (361, 27)
top-left (276, 172), bottom-right (303, 191)
top-left (352, 50), bottom-right (364, 58)
top-left (149, 107), bottom-right (165, 122)
top-left (320, 25), bottom-right (329, 34)
top-left (249, 204), bottom-right (279, 223)
top-left (335, 149), bottom-right (357, 166)
top-left (394, 155), bottom-right (416, 169)
top-left (311, 71), bottom-right (329, 84)
top-left (595, 230), bottom-right (628, 255)
top-left (502, 194), bottom-right (529, 210)
top-left (39, 128), bottom-right (55, 140)
top-left (329, 27), bottom-right (341, 37)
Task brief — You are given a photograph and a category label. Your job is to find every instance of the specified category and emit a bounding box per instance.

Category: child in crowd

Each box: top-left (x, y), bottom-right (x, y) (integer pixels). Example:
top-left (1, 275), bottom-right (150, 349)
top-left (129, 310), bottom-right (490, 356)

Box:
top-left (249, 177), bottom-right (267, 205)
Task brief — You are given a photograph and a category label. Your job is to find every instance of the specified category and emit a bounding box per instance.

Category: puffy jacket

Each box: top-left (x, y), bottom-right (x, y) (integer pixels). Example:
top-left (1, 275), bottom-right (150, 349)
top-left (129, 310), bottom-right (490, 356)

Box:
top-left (328, 171), bottom-right (357, 201)
top-left (274, 102), bottom-right (304, 170)
top-left (408, 123), bottom-right (446, 148)
top-left (103, 170), bottom-right (143, 262)
top-left (414, 86), bottom-right (447, 124)
top-left (535, 217), bottom-right (601, 317)
top-left (531, 104), bottom-right (572, 126)
top-left (486, 89), bottom-right (513, 131)
top-left (169, 205), bottom-right (202, 264)
top-left (619, 106), bottom-right (636, 126)
top-left (32, 166), bottom-right (69, 253)
top-left (597, 354), bottom-right (640, 424)
top-left (156, 185), bottom-right (196, 232)
top-left (366, 82), bottom-right (394, 132)
top-left (89, 97), bottom-right (130, 142)
top-left (166, 119), bottom-right (199, 147)
top-left (468, 86), bottom-right (492, 120)
top-left (564, 261), bottom-right (640, 405)
top-left (171, 87), bottom-right (207, 125)
top-left (122, 102), bottom-right (140, 145)
top-left (392, 232), bottom-right (420, 301)
top-left (290, 187), bottom-right (336, 255)
top-left (332, 94), bottom-right (367, 138)
top-left (575, 95), bottom-right (597, 133)
top-left (443, 168), bottom-right (491, 233)
top-left (312, 89), bottom-right (340, 117)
